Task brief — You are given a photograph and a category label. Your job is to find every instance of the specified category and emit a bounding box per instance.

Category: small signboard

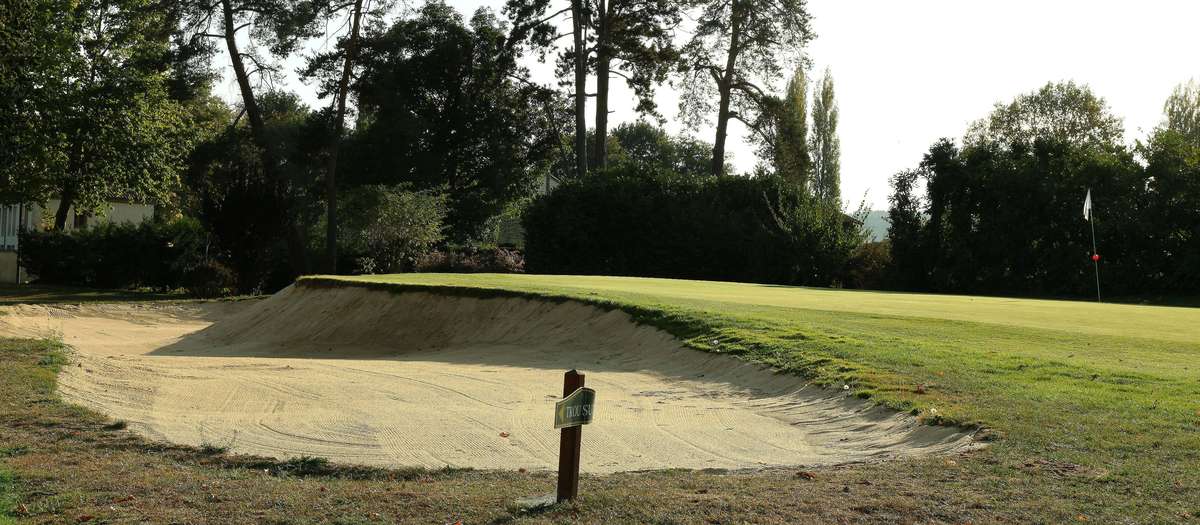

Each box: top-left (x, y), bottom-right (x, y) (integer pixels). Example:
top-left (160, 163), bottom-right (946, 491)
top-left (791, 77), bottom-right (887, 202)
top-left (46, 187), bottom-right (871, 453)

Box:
top-left (554, 387), bottom-right (596, 429)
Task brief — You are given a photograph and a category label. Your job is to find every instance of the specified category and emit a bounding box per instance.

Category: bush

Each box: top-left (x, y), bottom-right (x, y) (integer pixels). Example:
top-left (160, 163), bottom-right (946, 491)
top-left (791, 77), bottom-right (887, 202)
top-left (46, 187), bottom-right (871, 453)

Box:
top-left (332, 185), bottom-right (447, 274)
top-left (843, 241), bottom-right (892, 290)
top-left (414, 246), bottom-right (525, 273)
top-left (522, 167), bottom-right (859, 285)
top-left (184, 259), bottom-right (236, 298)
top-left (19, 217), bottom-right (217, 292)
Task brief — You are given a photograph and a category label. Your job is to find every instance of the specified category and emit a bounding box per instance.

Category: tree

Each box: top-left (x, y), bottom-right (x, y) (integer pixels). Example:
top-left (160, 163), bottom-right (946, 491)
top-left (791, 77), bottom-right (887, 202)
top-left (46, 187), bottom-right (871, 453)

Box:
top-left (1163, 79), bottom-right (1200, 143)
top-left (773, 66), bottom-right (810, 188)
top-left (343, 3), bottom-right (566, 241)
top-left (965, 81), bottom-right (1124, 149)
top-left (302, 0), bottom-right (394, 273)
top-left (185, 91), bottom-right (322, 292)
top-left (1, 0), bottom-right (192, 228)
top-left (677, 0), bottom-right (813, 176)
top-left (809, 68), bottom-right (840, 205)
top-left (182, 0), bottom-right (330, 272)
top-left (0, 0), bottom-right (77, 205)
top-left (610, 122), bottom-right (717, 178)
top-left (589, 0), bottom-right (682, 170)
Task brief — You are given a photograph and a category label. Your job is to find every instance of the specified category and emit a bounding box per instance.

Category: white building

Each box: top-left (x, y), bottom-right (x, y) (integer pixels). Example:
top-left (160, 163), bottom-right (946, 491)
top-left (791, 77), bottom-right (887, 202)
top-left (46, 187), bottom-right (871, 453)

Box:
top-left (0, 199), bottom-right (155, 284)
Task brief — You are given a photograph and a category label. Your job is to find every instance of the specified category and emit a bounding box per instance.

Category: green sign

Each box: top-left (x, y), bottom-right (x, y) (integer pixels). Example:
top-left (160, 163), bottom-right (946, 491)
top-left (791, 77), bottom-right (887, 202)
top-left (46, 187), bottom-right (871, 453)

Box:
top-left (554, 387), bottom-right (596, 429)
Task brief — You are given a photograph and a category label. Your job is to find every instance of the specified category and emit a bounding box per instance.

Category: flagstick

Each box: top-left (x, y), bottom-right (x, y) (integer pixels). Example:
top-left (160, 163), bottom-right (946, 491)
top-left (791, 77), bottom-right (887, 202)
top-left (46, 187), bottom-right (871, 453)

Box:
top-left (1090, 210), bottom-right (1101, 303)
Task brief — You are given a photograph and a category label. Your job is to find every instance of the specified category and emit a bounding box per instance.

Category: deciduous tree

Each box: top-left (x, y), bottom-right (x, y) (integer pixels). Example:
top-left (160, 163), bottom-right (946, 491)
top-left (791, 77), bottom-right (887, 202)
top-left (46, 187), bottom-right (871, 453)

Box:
top-left (809, 68), bottom-right (839, 205)
top-left (677, 0), bottom-right (813, 176)
top-left (965, 81), bottom-right (1124, 149)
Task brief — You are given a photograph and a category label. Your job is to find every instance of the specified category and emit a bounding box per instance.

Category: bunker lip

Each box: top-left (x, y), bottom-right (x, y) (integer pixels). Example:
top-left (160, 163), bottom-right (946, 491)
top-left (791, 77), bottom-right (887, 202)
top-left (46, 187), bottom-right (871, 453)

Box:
top-left (0, 282), bottom-right (976, 474)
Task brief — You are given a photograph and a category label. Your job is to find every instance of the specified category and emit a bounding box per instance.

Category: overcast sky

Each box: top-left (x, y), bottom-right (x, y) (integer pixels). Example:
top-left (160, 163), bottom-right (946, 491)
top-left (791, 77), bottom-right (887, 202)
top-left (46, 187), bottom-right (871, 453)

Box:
top-left (216, 0), bottom-right (1200, 210)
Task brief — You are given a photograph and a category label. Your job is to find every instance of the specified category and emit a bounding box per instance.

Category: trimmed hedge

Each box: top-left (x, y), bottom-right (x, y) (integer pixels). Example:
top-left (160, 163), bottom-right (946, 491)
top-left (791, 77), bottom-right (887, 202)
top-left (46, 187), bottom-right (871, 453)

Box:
top-left (523, 169), bottom-right (859, 286)
top-left (18, 217), bottom-right (231, 294)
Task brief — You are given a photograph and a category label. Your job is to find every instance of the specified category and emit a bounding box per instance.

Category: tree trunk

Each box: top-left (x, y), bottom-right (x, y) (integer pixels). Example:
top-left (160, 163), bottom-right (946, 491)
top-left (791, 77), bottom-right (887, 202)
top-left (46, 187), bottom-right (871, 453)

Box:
top-left (571, 0), bottom-right (588, 179)
top-left (711, 1), bottom-right (743, 177)
top-left (324, 0), bottom-right (365, 274)
top-left (222, 0), bottom-right (267, 150)
top-left (53, 186), bottom-right (76, 230)
top-left (222, 0), bottom-right (309, 276)
top-left (591, 0), bottom-right (609, 171)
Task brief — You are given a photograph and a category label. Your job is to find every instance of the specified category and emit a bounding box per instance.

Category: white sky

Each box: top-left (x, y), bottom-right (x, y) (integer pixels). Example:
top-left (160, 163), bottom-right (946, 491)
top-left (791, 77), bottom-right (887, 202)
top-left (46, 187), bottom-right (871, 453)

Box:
top-left (216, 0), bottom-right (1200, 209)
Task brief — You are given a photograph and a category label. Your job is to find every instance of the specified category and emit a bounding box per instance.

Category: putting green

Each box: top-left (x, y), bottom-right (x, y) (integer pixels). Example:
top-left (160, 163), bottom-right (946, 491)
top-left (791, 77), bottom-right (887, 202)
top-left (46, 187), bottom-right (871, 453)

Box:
top-left (316, 273), bottom-right (1199, 344)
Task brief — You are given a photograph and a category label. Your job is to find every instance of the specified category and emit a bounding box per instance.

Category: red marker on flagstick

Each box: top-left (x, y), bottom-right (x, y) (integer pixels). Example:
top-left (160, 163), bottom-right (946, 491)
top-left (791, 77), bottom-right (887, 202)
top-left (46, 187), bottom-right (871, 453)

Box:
top-left (1091, 254), bottom-right (1100, 262)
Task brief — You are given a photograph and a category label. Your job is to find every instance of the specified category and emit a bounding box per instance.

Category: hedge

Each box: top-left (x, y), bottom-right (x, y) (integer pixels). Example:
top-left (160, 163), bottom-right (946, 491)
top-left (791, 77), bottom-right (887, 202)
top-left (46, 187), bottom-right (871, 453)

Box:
top-left (18, 217), bottom-right (232, 295)
top-left (522, 169), bottom-right (860, 286)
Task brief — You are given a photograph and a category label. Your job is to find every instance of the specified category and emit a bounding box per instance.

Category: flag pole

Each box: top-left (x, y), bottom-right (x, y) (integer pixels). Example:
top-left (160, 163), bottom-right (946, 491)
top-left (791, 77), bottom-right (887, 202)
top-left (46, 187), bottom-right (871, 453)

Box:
top-left (1089, 201), bottom-right (1100, 303)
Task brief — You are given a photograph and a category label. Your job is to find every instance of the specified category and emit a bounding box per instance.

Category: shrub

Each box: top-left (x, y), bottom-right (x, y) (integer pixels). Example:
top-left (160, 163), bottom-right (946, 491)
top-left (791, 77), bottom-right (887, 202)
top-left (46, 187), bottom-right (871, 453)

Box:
top-left (332, 185), bottom-right (447, 274)
top-left (19, 217), bottom-right (217, 292)
top-left (522, 167), bottom-right (859, 286)
top-left (414, 246), bottom-right (525, 273)
top-left (184, 259), bottom-right (236, 298)
top-left (843, 241), bottom-right (892, 290)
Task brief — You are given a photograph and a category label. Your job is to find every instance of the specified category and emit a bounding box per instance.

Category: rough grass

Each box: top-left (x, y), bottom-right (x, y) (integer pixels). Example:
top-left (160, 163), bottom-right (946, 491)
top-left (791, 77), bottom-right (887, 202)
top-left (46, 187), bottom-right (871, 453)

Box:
top-left (2, 274), bottom-right (1199, 522)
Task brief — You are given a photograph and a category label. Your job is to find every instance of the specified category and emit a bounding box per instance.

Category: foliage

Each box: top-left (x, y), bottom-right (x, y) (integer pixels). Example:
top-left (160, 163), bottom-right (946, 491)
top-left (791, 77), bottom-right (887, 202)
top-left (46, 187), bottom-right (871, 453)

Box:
top-left (964, 81), bottom-right (1124, 149)
top-left (773, 66), bottom-right (811, 188)
top-left (0, 0), bottom-right (75, 205)
top-left (842, 241), bottom-right (891, 290)
top-left (677, 0), bottom-right (814, 175)
top-left (1, 0), bottom-right (192, 223)
top-left (1139, 127), bottom-right (1200, 292)
top-left (343, 2), bottom-right (567, 242)
top-left (414, 246), bottom-right (525, 274)
top-left (889, 138), bottom-right (1152, 296)
top-left (809, 68), bottom-right (840, 205)
top-left (184, 91), bottom-right (323, 293)
top-left (523, 165), bottom-right (858, 285)
top-left (1163, 79), bottom-right (1200, 143)
top-left (17, 217), bottom-right (217, 292)
top-left (334, 186), bottom-right (447, 274)
top-left (890, 82), bottom-right (1200, 297)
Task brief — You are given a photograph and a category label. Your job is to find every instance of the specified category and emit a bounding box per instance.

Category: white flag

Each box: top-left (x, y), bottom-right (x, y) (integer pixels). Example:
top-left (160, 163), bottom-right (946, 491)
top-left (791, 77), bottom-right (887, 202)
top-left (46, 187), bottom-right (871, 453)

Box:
top-left (1083, 189), bottom-right (1092, 221)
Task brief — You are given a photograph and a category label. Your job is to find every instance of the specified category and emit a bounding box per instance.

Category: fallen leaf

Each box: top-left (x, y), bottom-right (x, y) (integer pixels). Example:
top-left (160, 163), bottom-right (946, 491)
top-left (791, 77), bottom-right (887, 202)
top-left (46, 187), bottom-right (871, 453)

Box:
top-left (77, 515), bottom-right (94, 523)
top-left (796, 471), bottom-right (816, 480)
top-left (499, 432), bottom-right (510, 438)
top-left (1076, 515), bottom-right (1089, 521)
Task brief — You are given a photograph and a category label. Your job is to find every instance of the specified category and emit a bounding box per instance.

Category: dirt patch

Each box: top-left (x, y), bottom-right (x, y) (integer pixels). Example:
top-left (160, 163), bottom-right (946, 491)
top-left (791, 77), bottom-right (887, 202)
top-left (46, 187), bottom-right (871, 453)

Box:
top-left (0, 284), bottom-right (972, 473)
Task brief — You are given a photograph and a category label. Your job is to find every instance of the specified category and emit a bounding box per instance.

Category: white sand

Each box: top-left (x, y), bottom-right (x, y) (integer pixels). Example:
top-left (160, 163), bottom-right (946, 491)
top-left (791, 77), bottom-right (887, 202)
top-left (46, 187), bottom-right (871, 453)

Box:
top-left (0, 284), bottom-right (972, 473)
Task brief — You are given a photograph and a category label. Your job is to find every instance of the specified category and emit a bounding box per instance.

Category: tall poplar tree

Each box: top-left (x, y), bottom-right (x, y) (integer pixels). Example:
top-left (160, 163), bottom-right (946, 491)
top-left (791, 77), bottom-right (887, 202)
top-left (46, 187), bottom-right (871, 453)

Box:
top-left (774, 66), bottom-right (811, 188)
top-left (810, 68), bottom-right (840, 206)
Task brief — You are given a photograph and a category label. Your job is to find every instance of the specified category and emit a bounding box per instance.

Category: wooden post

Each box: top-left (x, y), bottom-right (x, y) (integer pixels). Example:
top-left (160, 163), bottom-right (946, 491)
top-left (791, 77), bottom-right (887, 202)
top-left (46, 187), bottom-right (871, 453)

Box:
top-left (556, 369), bottom-right (584, 503)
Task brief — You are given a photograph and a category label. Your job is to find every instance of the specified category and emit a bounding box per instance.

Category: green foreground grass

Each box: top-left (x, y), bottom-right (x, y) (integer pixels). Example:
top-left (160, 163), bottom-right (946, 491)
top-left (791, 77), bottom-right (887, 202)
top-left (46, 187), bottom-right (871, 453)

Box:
top-left (1, 274), bottom-right (1198, 523)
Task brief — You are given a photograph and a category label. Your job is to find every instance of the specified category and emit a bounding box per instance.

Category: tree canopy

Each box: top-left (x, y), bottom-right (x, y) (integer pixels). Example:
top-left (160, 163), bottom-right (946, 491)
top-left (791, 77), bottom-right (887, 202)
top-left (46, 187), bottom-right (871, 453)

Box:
top-left (342, 2), bottom-right (567, 241)
top-left (965, 81), bottom-right (1124, 149)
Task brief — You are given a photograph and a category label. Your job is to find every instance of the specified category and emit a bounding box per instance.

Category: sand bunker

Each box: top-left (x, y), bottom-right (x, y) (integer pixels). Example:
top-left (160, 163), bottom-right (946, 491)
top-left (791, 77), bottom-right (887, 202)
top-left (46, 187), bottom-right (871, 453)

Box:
top-left (0, 283), bottom-right (972, 473)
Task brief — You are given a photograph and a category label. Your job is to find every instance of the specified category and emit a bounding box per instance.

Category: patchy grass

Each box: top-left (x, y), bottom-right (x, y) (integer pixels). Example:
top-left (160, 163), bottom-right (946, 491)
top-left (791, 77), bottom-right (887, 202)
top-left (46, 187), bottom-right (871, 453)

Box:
top-left (0, 283), bottom-right (264, 306)
top-left (0, 284), bottom-right (181, 305)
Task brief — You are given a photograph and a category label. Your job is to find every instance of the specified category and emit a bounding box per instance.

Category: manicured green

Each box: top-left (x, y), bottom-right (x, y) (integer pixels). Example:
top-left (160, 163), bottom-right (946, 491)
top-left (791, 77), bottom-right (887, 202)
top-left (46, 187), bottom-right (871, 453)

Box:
top-left (304, 273), bottom-right (1200, 520)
